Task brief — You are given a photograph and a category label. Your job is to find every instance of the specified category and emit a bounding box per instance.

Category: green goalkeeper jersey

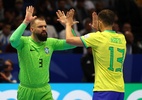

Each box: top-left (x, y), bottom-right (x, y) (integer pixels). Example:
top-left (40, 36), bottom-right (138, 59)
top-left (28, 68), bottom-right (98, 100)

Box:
top-left (10, 23), bottom-right (76, 86)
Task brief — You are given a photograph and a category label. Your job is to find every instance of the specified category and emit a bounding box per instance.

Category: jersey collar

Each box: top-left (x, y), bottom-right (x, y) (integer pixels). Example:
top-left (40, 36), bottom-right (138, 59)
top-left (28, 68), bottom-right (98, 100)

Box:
top-left (104, 30), bottom-right (116, 34)
top-left (29, 36), bottom-right (45, 45)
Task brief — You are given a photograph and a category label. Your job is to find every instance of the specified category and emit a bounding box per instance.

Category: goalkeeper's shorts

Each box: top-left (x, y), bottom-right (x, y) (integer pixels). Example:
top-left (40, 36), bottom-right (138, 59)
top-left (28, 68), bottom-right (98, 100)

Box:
top-left (17, 83), bottom-right (54, 100)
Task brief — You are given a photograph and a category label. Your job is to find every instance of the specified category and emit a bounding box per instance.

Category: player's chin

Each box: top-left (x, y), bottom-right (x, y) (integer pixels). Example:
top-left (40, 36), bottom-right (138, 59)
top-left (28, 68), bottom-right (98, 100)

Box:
top-left (41, 32), bottom-right (47, 37)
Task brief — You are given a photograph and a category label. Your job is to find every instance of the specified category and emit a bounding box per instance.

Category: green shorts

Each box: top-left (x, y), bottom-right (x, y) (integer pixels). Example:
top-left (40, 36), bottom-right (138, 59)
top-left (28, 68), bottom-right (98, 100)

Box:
top-left (17, 83), bottom-right (54, 100)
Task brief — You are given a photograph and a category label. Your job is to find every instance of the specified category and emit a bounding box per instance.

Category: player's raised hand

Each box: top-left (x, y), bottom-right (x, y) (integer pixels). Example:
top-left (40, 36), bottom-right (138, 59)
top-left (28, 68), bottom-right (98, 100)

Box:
top-left (56, 10), bottom-right (67, 27)
top-left (23, 6), bottom-right (37, 24)
top-left (89, 12), bottom-right (98, 31)
top-left (66, 9), bottom-right (79, 26)
top-left (56, 9), bottom-right (79, 26)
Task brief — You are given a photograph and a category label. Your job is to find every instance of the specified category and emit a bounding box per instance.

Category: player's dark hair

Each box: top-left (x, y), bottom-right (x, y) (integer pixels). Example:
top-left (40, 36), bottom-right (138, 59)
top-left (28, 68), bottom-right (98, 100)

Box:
top-left (98, 9), bottom-right (116, 26)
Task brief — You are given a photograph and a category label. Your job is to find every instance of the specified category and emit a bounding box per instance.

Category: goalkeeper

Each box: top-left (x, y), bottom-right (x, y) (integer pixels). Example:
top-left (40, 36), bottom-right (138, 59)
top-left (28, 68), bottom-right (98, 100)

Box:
top-left (10, 6), bottom-right (76, 100)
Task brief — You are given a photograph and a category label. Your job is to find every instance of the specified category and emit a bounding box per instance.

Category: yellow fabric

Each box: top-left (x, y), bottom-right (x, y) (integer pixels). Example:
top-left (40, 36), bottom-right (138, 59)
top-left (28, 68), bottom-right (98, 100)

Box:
top-left (81, 30), bottom-right (126, 92)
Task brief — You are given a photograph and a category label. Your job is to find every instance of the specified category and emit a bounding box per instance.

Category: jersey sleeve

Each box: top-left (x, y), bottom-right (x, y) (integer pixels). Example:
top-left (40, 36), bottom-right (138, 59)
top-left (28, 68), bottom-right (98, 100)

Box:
top-left (10, 23), bottom-right (27, 50)
top-left (71, 29), bottom-right (77, 36)
top-left (48, 38), bottom-right (76, 51)
top-left (80, 31), bottom-right (101, 48)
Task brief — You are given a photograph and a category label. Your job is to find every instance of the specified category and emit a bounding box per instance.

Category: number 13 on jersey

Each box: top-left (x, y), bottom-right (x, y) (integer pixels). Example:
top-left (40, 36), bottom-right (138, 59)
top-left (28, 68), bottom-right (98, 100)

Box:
top-left (108, 46), bottom-right (125, 72)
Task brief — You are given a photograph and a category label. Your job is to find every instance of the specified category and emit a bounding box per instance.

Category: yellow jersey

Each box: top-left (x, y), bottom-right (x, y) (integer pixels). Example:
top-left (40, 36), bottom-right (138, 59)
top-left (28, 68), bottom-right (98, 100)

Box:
top-left (81, 30), bottom-right (126, 92)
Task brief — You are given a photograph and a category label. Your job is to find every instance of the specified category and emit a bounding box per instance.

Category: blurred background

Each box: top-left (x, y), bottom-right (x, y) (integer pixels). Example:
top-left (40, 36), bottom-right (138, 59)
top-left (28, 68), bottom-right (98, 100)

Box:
top-left (0, 0), bottom-right (142, 100)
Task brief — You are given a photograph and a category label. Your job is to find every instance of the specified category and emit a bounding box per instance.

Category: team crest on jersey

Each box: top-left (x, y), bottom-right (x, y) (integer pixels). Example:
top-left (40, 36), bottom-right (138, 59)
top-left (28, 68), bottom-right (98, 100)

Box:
top-left (84, 34), bottom-right (90, 38)
top-left (44, 47), bottom-right (49, 54)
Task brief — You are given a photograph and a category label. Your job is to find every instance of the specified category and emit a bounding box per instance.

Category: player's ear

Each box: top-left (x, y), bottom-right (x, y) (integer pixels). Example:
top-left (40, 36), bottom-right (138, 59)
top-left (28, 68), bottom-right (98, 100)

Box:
top-left (30, 27), bottom-right (34, 32)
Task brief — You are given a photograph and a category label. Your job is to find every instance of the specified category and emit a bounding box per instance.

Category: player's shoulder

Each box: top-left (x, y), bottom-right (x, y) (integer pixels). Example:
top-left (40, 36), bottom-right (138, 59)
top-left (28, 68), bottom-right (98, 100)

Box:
top-left (21, 36), bottom-right (30, 40)
top-left (84, 31), bottom-right (100, 37)
top-left (46, 38), bottom-right (65, 43)
top-left (47, 37), bottom-right (58, 41)
top-left (116, 33), bottom-right (125, 38)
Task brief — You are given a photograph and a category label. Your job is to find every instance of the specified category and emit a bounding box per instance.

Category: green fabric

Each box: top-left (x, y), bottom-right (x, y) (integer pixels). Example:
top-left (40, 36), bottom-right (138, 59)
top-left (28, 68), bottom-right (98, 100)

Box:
top-left (71, 29), bottom-right (77, 36)
top-left (17, 84), bottom-right (53, 100)
top-left (9, 22), bottom-right (77, 100)
top-left (11, 36), bottom-right (76, 85)
top-left (10, 23), bottom-right (27, 49)
top-left (9, 23), bottom-right (76, 85)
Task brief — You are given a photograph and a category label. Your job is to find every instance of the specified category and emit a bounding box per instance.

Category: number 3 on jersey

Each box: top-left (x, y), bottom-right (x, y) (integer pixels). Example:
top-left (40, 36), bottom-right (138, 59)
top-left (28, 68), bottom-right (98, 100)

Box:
top-left (108, 46), bottom-right (125, 72)
top-left (39, 59), bottom-right (43, 67)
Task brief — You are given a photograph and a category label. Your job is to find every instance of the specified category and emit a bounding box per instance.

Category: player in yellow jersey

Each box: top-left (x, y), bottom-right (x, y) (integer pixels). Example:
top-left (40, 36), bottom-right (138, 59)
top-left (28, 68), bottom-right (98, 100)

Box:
top-left (56, 9), bottom-right (126, 100)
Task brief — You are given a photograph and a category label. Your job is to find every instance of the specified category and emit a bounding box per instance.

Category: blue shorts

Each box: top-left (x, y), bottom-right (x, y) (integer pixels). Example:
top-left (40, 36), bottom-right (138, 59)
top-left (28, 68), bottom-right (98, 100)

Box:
top-left (92, 91), bottom-right (124, 100)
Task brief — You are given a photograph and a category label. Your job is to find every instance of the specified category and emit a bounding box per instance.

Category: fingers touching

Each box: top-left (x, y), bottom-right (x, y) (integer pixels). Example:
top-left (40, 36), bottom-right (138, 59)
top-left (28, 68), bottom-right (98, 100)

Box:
top-left (56, 9), bottom-right (79, 26)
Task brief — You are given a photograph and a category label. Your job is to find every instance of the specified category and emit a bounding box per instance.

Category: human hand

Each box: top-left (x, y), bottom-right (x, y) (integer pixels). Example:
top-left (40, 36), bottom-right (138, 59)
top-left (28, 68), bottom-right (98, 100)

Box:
top-left (56, 9), bottom-right (79, 27)
top-left (89, 12), bottom-right (98, 31)
top-left (66, 9), bottom-right (79, 26)
top-left (56, 10), bottom-right (67, 27)
top-left (23, 6), bottom-right (37, 25)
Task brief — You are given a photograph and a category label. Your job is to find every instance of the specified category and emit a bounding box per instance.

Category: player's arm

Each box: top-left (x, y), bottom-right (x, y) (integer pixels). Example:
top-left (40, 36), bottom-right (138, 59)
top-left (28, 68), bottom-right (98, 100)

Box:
top-left (56, 40), bottom-right (77, 50)
top-left (56, 9), bottom-right (78, 40)
top-left (10, 6), bottom-right (36, 48)
top-left (10, 23), bottom-right (27, 48)
top-left (49, 38), bottom-right (76, 50)
top-left (51, 29), bottom-right (78, 50)
top-left (56, 9), bottom-right (83, 46)
top-left (66, 9), bottom-right (99, 46)
top-left (65, 9), bottom-right (84, 46)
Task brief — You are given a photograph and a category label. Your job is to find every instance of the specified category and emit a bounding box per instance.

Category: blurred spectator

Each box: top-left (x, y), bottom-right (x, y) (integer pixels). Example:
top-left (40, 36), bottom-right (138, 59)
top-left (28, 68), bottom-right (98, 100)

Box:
top-left (0, 20), bottom-right (3, 31)
top-left (122, 22), bottom-right (140, 54)
top-left (94, 0), bottom-right (106, 13)
top-left (0, 0), bottom-right (4, 30)
top-left (59, 28), bottom-right (80, 39)
top-left (84, 0), bottom-right (95, 12)
top-left (5, 43), bottom-right (17, 53)
top-left (80, 18), bottom-right (94, 36)
top-left (14, 0), bottom-right (24, 17)
top-left (2, 8), bottom-right (16, 29)
top-left (56, 0), bottom-right (69, 12)
top-left (0, 58), bottom-right (4, 71)
top-left (137, 40), bottom-right (142, 53)
top-left (80, 47), bottom-right (94, 82)
top-left (0, 0), bottom-right (4, 21)
top-left (112, 22), bottom-right (121, 33)
top-left (122, 22), bottom-right (134, 54)
top-left (135, 0), bottom-right (142, 7)
top-left (0, 59), bottom-right (17, 83)
top-left (0, 23), bottom-right (12, 52)
top-left (74, 0), bottom-right (88, 31)
top-left (12, 16), bottom-right (31, 36)
top-left (66, 0), bottom-right (76, 8)
top-left (52, 0), bottom-right (71, 33)
top-left (114, 0), bottom-right (142, 40)
top-left (2, 0), bottom-right (15, 10)
top-left (35, 0), bottom-right (55, 25)
top-left (87, 8), bottom-right (96, 20)
top-left (47, 25), bottom-right (58, 38)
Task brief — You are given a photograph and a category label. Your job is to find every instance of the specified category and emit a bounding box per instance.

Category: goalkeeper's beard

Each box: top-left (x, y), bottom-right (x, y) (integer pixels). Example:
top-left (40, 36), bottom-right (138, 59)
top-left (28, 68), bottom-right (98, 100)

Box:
top-left (36, 31), bottom-right (48, 41)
